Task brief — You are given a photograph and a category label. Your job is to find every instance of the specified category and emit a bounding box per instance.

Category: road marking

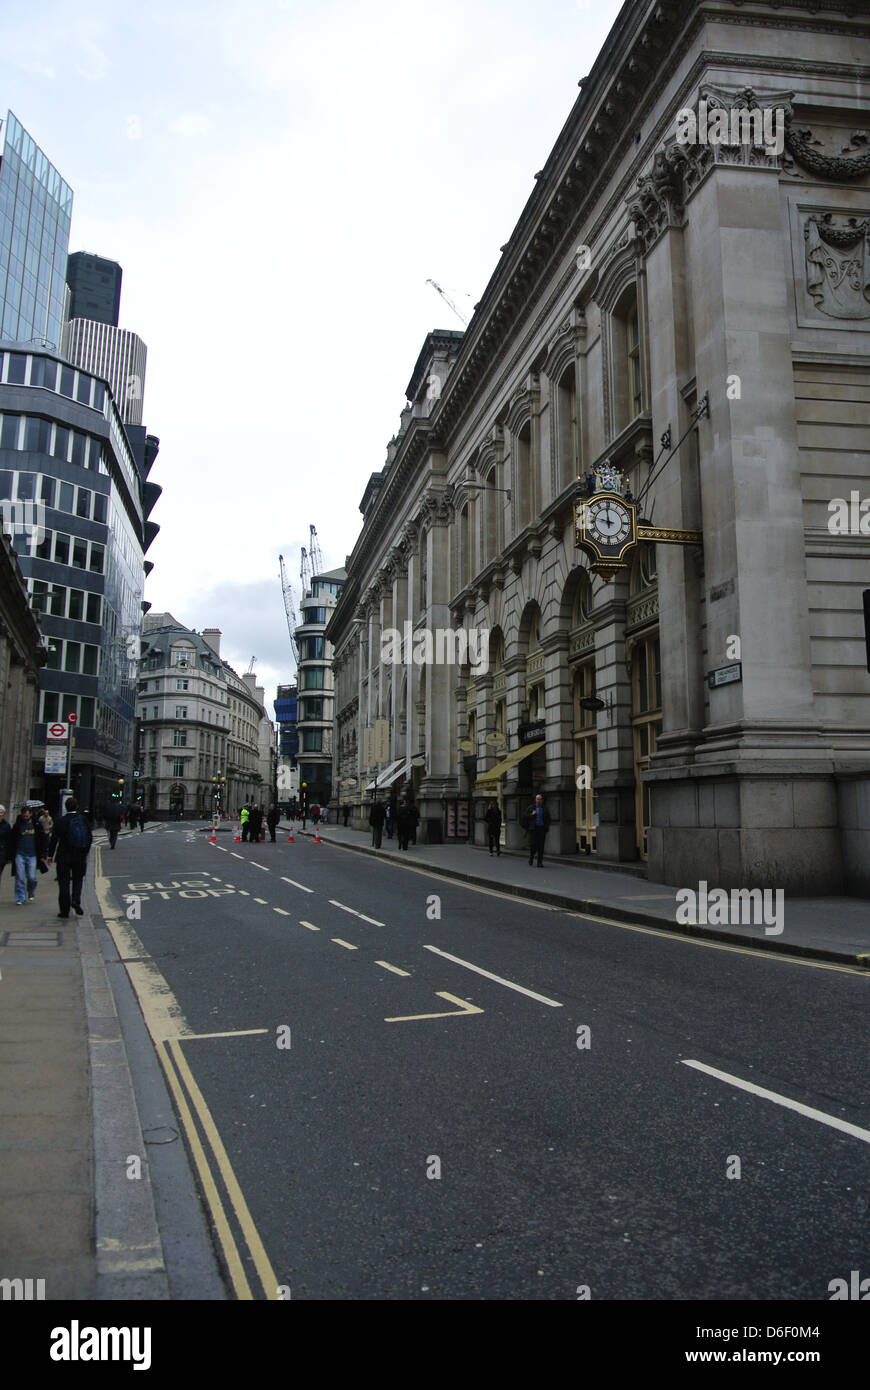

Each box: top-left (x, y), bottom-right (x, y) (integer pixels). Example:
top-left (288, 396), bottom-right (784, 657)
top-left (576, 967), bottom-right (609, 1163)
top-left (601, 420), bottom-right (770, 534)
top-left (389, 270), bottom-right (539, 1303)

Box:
top-left (238, 890), bottom-right (250, 896)
top-left (682, 1060), bottom-right (870, 1146)
top-left (157, 1039), bottom-right (253, 1299)
top-left (231, 852), bottom-right (244, 860)
top-left (566, 910), bottom-right (870, 975)
top-left (329, 899), bottom-right (385, 926)
top-left (253, 897), bottom-right (268, 904)
top-left (169, 1038), bottom-right (281, 1298)
top-left (216, 846), bottom-right (228, 852)
top-left (299, 920), bottom-right (320, 932)
top-left (281, 876), bottom-right (314, 894)
top-left (273, 907), bottom-right (290, 916)
top-left (331, 937), bottom-right (358, 950)
top-left (183, 1028), bottom-right (269, 1041)
top-left (318, 840), bottom-right (559, 911)
top-left (422, 945), bottom-right (563, 1007)
top-left (375, 960), bottom-right (411, 977)
top-left (385, 991), bottom-right (484, 1023)
top-left (250, 862), bottom-right (269, 871)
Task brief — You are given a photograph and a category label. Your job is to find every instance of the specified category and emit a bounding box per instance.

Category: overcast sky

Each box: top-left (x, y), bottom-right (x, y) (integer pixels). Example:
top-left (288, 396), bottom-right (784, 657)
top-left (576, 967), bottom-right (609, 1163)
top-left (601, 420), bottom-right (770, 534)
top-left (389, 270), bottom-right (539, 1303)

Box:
top-left (2, 0), bottom-right (624, 714)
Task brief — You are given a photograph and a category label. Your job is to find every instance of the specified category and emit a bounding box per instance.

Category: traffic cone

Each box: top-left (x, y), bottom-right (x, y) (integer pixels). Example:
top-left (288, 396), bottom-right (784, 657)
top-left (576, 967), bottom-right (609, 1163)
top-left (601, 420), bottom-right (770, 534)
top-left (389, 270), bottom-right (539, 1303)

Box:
top-left (234, 823), bottom-right (241, 842)
top-left (314, 824), bottom-right (321, 843)
top-left (287, 826), bottom-right (295, 843)
top-left (210, 828), bottom-right (217, 844)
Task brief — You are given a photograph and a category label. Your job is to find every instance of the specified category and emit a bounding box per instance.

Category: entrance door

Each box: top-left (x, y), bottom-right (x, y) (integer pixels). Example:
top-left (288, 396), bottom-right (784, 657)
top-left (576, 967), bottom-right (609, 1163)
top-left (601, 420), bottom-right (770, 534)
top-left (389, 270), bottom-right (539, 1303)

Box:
top-left (573, 660), bottom-right (597, 852)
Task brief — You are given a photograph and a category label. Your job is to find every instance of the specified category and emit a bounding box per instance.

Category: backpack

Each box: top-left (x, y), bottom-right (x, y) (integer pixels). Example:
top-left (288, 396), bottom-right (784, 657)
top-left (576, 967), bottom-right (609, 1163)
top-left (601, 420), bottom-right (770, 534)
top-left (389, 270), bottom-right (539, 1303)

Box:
top-left (67, 814), bottom-right (89, 851)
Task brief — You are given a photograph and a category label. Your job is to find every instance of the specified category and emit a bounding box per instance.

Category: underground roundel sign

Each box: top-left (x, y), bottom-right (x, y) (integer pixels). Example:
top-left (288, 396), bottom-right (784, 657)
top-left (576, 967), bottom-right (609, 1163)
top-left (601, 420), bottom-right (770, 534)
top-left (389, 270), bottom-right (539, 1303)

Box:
top-left (48, 722), bottom-right (68, 740)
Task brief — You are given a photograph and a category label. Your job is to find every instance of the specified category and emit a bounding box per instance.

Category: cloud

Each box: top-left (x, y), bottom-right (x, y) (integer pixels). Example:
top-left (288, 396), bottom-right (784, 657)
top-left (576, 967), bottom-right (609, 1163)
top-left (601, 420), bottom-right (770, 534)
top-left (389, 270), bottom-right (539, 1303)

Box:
top-left (167, 112), bottom-right (212, 137)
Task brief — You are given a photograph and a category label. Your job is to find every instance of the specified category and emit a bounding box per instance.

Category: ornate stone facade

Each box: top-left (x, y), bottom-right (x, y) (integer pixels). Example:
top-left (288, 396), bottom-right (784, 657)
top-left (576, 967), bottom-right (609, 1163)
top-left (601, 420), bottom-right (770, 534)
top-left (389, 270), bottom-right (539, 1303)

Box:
top-left (329, 0), bottom-right (870, 893)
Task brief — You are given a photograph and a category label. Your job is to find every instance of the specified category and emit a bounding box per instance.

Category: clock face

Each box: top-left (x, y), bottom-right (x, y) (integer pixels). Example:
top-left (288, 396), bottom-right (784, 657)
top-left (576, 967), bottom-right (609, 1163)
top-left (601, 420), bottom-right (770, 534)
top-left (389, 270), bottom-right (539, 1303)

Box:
top-left (585, 496), bottom-right (632, 546)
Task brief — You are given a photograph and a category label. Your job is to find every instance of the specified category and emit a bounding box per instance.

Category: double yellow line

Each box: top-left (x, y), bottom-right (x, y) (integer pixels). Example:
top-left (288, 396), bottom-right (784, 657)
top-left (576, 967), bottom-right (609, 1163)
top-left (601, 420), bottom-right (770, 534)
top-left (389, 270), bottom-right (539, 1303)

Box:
top-left (95, 849), bottom-right (281, 1300)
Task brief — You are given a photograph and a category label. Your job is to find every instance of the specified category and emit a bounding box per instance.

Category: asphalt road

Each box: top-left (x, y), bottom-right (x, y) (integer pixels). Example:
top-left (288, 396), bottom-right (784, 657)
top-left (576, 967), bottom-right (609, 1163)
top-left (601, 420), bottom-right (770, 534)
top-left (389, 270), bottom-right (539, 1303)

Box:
top-left (96, 822), bottom-right (870, 1301)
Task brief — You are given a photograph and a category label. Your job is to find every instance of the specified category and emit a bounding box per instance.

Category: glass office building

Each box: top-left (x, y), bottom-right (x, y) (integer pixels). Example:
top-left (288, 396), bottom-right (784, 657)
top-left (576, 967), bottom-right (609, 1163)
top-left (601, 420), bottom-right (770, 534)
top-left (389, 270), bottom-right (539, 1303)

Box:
top-left (0, 343), bottom-right (157, 812)
top-left (0, 112), bottom-right (72, 349)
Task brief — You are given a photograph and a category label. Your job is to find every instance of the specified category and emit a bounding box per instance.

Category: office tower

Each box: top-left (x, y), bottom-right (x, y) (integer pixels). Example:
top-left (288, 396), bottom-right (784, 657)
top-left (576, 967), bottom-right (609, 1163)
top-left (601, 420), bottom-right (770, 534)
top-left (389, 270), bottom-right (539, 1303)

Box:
top-left (295, 567), bottom-right (345, 809)
top-left (0, 111), bottom-right (72, 349)
top-left (63, 318), bottom-right (147, 426)
top-left (65, 252), bottom-right (122, 326)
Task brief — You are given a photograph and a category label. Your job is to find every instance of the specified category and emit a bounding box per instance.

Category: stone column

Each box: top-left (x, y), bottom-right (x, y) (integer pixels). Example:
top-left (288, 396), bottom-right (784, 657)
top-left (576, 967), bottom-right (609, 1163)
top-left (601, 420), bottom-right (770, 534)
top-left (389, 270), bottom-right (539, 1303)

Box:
top-left (542, 628), bottom-right (574, 854)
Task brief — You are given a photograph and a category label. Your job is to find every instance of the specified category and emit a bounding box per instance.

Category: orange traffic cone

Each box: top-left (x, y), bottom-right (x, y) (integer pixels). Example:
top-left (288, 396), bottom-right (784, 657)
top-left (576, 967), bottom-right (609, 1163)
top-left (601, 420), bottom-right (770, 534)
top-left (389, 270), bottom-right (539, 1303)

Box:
top-left (210, 829), bottom-right (217, 844)
top-left (234, 823), bottom-right (241, 842)
top-left (287, 826), bottom-right (295, 842)
top-left (314, 825), bottom-right (321, 844)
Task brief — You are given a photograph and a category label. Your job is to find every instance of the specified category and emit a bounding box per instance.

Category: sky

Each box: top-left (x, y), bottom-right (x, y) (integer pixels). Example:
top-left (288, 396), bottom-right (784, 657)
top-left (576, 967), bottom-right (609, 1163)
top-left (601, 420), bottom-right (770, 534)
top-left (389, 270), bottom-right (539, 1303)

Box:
top-left (1, 0), bottom-right (625, 715)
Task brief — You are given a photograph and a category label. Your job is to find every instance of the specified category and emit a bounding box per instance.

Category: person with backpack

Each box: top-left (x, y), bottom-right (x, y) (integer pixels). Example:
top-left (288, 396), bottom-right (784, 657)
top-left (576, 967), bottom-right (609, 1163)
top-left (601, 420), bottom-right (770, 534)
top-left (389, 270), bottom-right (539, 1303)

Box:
top-left (11, 805), bottom-right (50, 905)
top-left (48, 797), bottom-right (92, 917)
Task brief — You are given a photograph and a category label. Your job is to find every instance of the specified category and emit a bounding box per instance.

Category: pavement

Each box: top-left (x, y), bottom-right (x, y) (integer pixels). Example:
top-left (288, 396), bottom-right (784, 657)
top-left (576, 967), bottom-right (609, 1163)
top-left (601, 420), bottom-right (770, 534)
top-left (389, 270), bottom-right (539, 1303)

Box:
top-left (0, 815), bottom-right (867, 1304)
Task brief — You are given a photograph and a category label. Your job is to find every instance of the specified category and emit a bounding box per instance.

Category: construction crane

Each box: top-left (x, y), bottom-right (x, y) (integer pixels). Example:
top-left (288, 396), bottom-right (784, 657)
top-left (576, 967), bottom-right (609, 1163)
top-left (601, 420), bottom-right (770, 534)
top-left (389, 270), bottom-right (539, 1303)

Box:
top-left (425, 278), bottom-right (469, 328)
top-left (278, 555), bottom-right (299, 670)
top-left (300, 524), bottom-right (325, 593)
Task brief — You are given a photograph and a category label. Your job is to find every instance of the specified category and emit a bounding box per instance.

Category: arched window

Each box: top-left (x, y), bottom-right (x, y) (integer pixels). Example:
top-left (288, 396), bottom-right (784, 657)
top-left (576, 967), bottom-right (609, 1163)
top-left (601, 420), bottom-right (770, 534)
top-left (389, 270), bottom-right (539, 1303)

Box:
top-left (626, 293), bottom-right (642, 421)
top-left (558, 364), bottom-right (580, 488)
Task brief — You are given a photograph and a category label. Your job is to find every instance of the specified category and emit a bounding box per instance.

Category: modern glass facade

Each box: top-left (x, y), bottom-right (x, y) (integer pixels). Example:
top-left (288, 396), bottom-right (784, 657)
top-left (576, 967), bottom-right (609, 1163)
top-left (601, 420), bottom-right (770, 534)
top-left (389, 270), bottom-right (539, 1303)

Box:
top-left (0, 344), bottom-right (150, 812)
top-left (0, 112), bottom-right (72, 349)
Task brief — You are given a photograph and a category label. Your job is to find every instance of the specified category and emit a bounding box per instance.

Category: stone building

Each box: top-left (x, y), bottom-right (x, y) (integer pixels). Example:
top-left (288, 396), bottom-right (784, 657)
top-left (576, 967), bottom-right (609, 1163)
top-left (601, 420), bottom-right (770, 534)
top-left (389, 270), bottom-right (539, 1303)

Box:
top-left (0, 526), bottom-right (45, 807)
top-left (136, 616), bottom-right (273, 818)
top-left (329, 0), bottom-right (870, 894)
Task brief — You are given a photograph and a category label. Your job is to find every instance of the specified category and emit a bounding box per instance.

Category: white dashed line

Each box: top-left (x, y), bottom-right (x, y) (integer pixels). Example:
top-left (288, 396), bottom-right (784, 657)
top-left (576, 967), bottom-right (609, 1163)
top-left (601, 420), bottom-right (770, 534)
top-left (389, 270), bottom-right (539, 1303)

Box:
top-left (281, 877), bottom-right (314, 893)
top-left (422, 945), bottom-right (563, 1007)
top-left (331, 938), bottom-right (358, 951)
top-left (682, 1060), bottom-right (870, 1145)
top-left (254, 897), bottom-right (268, 904)
top-left (329, 899), bottom-right (385, 926)
top-left (231, 852), bottom-right (244, 860)
top-left (250, 862), bottom-right (269, 871)
top-left (299, 920), bottom-right (320, 932)
top-left (273, 908), bottom-right (290, 916)
top-left (375, 960), bottom-right (410, 977)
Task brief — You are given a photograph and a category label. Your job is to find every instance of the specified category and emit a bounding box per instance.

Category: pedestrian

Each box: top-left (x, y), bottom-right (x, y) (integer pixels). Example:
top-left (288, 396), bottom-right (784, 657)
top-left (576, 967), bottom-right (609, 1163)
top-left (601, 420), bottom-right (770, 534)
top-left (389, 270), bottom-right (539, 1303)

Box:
top-left (250, 804), bottom-right (263, 842)
top-left (485, 801), bottom-right (502, 856)
top-left (342, 804), bottom-right (350, 828)
top-left (410, 802), bottom-right (420, 845)
top-left (523, 793), bottom-right (551, 867)
top-left (369, 800), bottom-right (386, 849)
top-left (240, 804), bottom-right (250, 841)
top-left (138, 806), bottom-right (147, 832)
top-left (38, 805), bottom-right (54, 840)
top-left (127, 804), bottom-right (138, 831)
top-left (384, 803), bottom-right (393, 840)
top-left (11, 806), bottom-right (50, 904)
top-left (266, 803), bottom-right (279, 843)
top-left (311, 802), bottom-right (321, 826)
top-left (104, 802), bottom-right (121, 850)
top-left (396, 799), bottom-right (412, 851)
top-left (48, 797), bottom-right (92, 917)
top-left (0, 805), bottom-right (12, 892)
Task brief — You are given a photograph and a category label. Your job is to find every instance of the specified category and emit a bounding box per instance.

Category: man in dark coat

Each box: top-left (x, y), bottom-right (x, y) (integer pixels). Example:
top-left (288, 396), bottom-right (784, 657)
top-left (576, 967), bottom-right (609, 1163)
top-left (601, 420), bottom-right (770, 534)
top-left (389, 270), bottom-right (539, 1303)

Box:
top-left (127, 804), bottom-right (138, 830)
top-left (48, 797), bottom-right (93, 917)
top-left (266, 804), bottom-right (280, 843)
top-left (485, 801), bottom-right (502, 856)
top-left (369, 800), bottom-right (386, 849)
top-left (396, 799), bottom-right (412, 852)
top-left (409, 802), bottom-right (420, 846)
top-left (249, 804), bottom-right (263, 842)
top-left (342, 804), bottom-right (350, 827)
top-left (523, 793), bottom-right (551, 868)
top-left (138, 806), bottom-right (147, 832)
top-left (104, 803), bottom-right (122, 849)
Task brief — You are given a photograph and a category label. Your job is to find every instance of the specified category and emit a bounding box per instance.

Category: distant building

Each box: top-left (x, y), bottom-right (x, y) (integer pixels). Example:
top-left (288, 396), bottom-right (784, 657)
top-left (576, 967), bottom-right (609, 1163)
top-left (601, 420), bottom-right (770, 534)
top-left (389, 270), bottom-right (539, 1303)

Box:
top-left (65, 253), bottom-right (122, 328)
top-left (274, 682), bottom-right (298, 807)
top-left (295, 568), bottom-right (345, 809)
top-left (137, 616), bottom-right (273, 819)
top-left (63, 319), bottom-right (147, 428)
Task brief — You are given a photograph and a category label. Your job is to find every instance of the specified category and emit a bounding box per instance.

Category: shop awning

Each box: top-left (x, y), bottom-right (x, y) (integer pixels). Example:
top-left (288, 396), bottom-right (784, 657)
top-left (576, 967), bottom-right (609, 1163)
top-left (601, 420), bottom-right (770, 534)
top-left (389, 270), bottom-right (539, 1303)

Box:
top-left (474, 740), bottom-right (545, 787)
top-left (364, 757), bottom-right (406, 793)
top-left (379, 759), bottom-right (411, 790)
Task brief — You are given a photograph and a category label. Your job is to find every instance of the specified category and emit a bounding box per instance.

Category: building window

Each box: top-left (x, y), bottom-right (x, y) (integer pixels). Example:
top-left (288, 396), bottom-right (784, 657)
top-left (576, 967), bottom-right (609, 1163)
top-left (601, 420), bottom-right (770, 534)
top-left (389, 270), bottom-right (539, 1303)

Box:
top-left (302, 667), bottom-right (324, 690)
top-left (176, 679), bottom-right (189, 690)
top-left (558, 364), bottom-right (580, 488)
top-left (176, 705), bottom-right (187, 719)
top-left (302, 729), bottom-right (323, 752)
top-left (303, 698), bottom-right (324, 721)
top-left (171, 757), bottom-right (185, 778)
top-left (173, 729), bottom-right (187, 747)
top-left (152, 706), bottom-right (158, 719)
top-left (627, 297), bottom-right (642, 421)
